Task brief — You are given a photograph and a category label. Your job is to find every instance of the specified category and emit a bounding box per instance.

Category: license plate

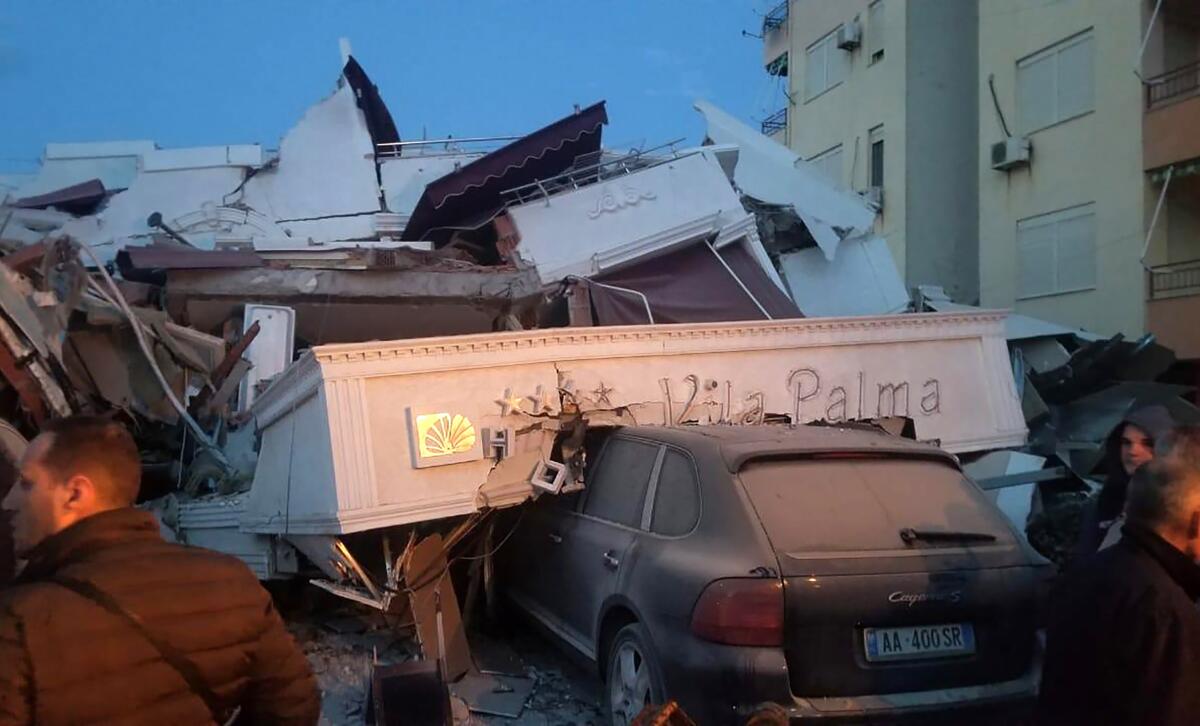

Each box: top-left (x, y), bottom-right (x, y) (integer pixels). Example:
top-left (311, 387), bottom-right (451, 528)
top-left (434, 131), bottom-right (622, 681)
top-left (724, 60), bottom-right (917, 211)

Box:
top-left (863, 623), bottom-right (975, 662)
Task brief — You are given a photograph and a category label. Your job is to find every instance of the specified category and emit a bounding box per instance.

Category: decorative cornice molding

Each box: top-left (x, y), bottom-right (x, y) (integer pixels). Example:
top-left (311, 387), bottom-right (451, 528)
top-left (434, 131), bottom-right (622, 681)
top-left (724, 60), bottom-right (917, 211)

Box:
top-left (240, 486), bottom-right (529, 535)
top-left (310, 312), bottom-right (1005, 365)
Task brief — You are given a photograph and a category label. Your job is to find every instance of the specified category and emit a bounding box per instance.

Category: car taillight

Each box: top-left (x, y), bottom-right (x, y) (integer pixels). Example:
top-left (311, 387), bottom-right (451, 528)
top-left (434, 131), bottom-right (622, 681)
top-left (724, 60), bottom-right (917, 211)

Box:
top-left (690, 578), bottom-right (784, 647)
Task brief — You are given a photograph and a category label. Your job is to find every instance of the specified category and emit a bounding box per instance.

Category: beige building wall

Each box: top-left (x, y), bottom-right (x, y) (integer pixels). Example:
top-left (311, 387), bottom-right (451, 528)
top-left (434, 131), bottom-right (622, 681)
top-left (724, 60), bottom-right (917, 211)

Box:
top-left (783, 0), bottom-right (910, 278)
top-left (977, 0), bottom-right (1147, 337)
top-left (780, 1), bottom-right (979, 302)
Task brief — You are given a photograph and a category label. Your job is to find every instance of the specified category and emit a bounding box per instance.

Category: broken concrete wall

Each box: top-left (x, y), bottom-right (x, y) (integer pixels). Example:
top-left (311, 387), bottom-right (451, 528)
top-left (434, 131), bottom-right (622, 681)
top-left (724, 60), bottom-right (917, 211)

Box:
top-left (506, 150), bottom-right (743, 281)
top-left (240, 82), bottom-right (382, 232)
top-left (11, 141), bottom-right (155, 198)
top-left (59, 166), bottom-right (250, 261)
top-left (380, 153), bottom-right (484, 229)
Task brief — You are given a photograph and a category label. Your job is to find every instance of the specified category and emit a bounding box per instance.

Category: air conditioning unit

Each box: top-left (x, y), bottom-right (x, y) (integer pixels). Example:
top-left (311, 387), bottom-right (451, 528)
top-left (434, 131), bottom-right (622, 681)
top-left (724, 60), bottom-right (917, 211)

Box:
top-left (837, 20), bottom-right (862, 50)
top-left (991, 137), bottom-right (1032, 171)
top-left (859, 186), bottom-right (884, 210)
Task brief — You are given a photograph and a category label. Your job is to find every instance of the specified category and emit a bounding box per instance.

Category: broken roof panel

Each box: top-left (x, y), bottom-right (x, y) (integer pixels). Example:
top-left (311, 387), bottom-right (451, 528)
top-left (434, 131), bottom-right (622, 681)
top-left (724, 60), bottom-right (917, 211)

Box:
top-left (239, 79), bottom-right (382, 229)
top-left (402, 102), bottom-right (608, 244)
top-left (13, 179), bottom-right (107, 215)
top-left (140, 145), bottom-right (264, 172)
top-left (780, 236), bottom-right (909, 317)
top-left (919, 287), bottom-right (1105, 342)
top-left (342, 56), bottom-right (400, 147)
top-left (694, 100), bottom-right (877, 261)
top-left (14, 141), bottom-right (155, 199)
top-left (116, 247), bottom-right (264, 283)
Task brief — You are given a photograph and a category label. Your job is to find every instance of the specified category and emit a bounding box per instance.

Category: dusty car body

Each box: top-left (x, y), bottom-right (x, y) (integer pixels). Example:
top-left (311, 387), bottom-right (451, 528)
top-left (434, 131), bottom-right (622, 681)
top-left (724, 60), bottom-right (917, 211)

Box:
top-left (501, 424), bottom-right (1044, 724)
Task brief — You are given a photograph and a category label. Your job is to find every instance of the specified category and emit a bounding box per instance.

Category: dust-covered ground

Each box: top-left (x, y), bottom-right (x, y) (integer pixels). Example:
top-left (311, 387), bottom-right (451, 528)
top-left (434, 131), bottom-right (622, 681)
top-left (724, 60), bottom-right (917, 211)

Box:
top-left (287, 601), bottom-right (606, 725)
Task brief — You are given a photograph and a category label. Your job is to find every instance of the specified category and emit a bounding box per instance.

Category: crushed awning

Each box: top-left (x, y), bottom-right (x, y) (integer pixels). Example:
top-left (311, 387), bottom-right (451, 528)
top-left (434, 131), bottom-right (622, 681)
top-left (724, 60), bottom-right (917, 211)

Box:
top-left (402, 102), bottom-right (608, 244)
top-left (583, 241), bottom-right (801, 325)
top-left (13, 178), bottom-right (107, 215)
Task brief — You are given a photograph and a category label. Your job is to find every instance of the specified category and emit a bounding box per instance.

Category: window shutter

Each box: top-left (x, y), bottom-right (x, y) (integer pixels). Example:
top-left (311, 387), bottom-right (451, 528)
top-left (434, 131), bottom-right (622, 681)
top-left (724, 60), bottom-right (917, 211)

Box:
top-left (1018, 54), bottom-right (1056, 133)
top-left (1057, 36), bottom-right (1094, 121)
top-left (1055, 210), bottom-right (1096, 292)
top-left (1018, 219), bottom-right (1056, 298)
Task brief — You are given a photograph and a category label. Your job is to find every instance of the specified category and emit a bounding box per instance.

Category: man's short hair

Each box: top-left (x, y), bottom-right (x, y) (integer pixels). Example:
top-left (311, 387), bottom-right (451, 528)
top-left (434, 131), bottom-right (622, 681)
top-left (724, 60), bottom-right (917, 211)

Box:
top-left (37, 416), bottom-right (141, 506)
top-left (1128, 426), bottom-right (1200, 533)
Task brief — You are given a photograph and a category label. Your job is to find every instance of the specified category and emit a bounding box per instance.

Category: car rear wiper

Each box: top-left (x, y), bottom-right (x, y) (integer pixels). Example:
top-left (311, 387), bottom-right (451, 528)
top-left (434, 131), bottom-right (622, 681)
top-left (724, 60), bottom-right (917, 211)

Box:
top-left (899, 528), bottom-right (997, 545)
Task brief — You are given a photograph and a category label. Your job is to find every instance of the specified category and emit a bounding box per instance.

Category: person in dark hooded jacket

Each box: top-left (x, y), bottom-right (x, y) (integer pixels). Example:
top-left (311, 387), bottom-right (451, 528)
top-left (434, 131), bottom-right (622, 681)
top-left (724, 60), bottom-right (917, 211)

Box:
top-left (1075, 405), bottom-right (1176, 556)
top-left (1038, 426), bottom-right (1200, 725)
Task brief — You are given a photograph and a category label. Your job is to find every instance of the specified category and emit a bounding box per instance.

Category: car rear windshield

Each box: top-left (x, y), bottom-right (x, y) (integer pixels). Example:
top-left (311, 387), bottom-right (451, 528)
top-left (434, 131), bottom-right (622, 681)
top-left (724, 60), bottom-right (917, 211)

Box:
top-left (738, 457), bottom-right (1015, 553)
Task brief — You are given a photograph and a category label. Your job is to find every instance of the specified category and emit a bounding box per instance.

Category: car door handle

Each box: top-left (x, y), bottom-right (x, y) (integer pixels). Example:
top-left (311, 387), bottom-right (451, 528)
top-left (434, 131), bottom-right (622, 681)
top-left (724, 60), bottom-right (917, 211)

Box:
top-left (603, 551), bottom-right (620, 570)
top-left (548, 533), bottom-right (563, 544)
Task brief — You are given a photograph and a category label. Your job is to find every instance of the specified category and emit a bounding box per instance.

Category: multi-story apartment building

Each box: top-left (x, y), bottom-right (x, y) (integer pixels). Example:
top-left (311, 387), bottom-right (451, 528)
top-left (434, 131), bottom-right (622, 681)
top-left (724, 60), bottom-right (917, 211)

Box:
top-left (760, 0), bottom-right (1200, 370)
top-left (760, 0), bottom-right (981, 303)
top-left (1140, 0), bottom-right (1200, 363)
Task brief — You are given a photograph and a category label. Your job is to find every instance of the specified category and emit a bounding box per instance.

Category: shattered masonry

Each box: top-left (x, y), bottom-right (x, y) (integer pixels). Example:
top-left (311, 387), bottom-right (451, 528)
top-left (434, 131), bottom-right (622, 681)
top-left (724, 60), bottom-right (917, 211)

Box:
top-left (0, 52), bottom-right (1195, 720)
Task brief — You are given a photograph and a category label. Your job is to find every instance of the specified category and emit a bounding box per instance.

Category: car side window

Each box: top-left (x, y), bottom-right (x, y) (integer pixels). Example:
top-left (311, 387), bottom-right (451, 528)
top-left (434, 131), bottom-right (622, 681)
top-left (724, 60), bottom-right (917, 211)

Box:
top-left (650, 449), bottom-right (700, 536)
top-left (582, 438), bottom-right (659, 528)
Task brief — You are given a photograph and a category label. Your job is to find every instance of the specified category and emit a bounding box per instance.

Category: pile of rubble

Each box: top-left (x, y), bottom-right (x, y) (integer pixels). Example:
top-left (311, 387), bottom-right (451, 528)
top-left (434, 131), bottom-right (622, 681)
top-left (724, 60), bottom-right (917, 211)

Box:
top-left (1, 50), bottom-right (1194, 721)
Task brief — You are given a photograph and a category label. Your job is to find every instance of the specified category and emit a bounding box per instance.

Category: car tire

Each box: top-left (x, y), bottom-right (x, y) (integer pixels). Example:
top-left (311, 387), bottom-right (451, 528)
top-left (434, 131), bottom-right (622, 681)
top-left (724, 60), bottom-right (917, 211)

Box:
top-left (606, 623), bottom-right (666, 726)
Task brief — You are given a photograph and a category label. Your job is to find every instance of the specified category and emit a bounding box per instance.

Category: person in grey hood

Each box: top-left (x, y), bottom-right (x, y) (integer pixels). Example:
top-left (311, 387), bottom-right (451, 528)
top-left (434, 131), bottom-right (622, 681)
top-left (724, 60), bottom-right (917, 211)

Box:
top-left (1075, 405), bottom-right (1176, 555)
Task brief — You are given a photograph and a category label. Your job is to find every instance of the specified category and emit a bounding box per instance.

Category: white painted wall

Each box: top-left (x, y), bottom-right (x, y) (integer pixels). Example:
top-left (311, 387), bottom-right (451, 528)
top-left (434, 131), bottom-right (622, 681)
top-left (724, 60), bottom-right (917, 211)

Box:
top-left (59, 166), bottom-right (247, 260)
top-left (241, 82), bottom-right (381, 224)
top-left (507, 151), bottom-right (743, 280)
top-left (13, 141), bottom-right (156, 197)
top-left (978, 0), bottom-right (1146, 337)
top-left (379, 152), bottom-right (483, 224)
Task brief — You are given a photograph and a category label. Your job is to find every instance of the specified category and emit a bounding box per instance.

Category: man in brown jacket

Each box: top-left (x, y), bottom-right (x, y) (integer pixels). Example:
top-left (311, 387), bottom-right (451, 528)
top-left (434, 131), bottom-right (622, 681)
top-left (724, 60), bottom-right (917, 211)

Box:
top-left (0, 416), bottom-right (320, 725)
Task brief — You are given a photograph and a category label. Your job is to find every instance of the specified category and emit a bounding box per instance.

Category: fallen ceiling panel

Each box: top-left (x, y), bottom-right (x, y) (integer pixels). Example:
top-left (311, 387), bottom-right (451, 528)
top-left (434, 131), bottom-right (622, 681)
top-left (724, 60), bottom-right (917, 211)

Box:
top-left (780, 236), bottom-right (909, 317)
top-left (695, 100), bottom-right (877, 261)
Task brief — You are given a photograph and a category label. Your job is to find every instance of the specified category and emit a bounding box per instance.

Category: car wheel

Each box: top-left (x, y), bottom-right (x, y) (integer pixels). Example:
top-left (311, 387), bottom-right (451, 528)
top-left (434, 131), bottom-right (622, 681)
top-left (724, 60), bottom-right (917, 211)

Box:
top-left (606, 623), bottom-right (665, 726)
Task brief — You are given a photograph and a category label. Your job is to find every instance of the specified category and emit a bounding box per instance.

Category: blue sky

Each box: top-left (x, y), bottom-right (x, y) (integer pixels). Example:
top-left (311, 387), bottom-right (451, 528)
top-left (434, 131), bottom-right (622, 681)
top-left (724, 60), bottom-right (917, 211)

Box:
top-left (0, 1), bottom-right (790, 172)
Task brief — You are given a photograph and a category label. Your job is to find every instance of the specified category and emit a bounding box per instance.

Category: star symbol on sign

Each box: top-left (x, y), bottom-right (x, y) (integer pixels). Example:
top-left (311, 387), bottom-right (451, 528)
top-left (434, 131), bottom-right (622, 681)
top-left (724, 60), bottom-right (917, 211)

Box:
top-left (496, 388), bottom-right (526, 416)
top-left (592, 382), bottom-right (614, 407)
top-left (527, 385), bottom-right (554, 413)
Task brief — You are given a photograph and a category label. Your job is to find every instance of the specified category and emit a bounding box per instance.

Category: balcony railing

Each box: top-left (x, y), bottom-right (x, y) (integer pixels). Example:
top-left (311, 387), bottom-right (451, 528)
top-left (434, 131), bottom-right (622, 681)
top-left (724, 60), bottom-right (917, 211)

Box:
top-left (762, 1), bottom-right (788, 32)
top-left (761, 108), bottom-right (787, 136)
top-left (1149, 258), bottom-right (1200, 299)
top-left (1146, 60), bottom-right (1200, 109)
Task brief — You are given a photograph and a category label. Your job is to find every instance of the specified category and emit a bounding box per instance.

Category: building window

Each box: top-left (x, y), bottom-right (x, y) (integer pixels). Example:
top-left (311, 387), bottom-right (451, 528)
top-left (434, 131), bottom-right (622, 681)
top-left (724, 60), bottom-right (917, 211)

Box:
top-left (868, 1), bottom-right (885, 64)
top-left (766, 52), bottom-right (789, 77)
top-left (805, 28), bottom-right (850, 101)
top-left (868, 125), bottom-right (884, 187)
top-left (808, 144), bottom-right (844, 187)
top-left (1017, 30), bottom-right (1094, 134)
top-left (1017, 203), bottom-right (1096, 299)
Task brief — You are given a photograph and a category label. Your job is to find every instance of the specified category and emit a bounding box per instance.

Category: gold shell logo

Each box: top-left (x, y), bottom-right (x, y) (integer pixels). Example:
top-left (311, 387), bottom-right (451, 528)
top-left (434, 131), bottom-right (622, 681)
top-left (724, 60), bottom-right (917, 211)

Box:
top-left (417, 413), bottom-right (477, 458)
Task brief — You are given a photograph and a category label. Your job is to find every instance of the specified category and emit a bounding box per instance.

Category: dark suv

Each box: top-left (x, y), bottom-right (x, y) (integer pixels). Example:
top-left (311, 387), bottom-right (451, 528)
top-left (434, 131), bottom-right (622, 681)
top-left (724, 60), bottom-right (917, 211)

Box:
top-left (500, 425), bottom-right (1045, 724)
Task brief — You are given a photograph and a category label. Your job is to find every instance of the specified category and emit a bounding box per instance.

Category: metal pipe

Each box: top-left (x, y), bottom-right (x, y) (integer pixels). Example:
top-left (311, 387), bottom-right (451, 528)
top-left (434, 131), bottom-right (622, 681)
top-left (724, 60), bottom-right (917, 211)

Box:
top-left (1142, 164), bottom-right (1174, 267)
top-left (78, 241), bottom-right (223, 457)
top-left (375, 136), bottom-right (522, 148)
top-left (705, 242), bottom-right (772, 320)
top-left (1137, 0), bottom-right (1166, 74)
top-left (580, 278), bottom-right (655, 324)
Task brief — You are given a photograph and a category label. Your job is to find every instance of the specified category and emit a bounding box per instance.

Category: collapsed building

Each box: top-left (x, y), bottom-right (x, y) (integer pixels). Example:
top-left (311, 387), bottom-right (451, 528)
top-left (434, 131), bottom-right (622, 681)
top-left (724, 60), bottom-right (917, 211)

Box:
top-left (1, 53), bottom-right (1195, 714)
